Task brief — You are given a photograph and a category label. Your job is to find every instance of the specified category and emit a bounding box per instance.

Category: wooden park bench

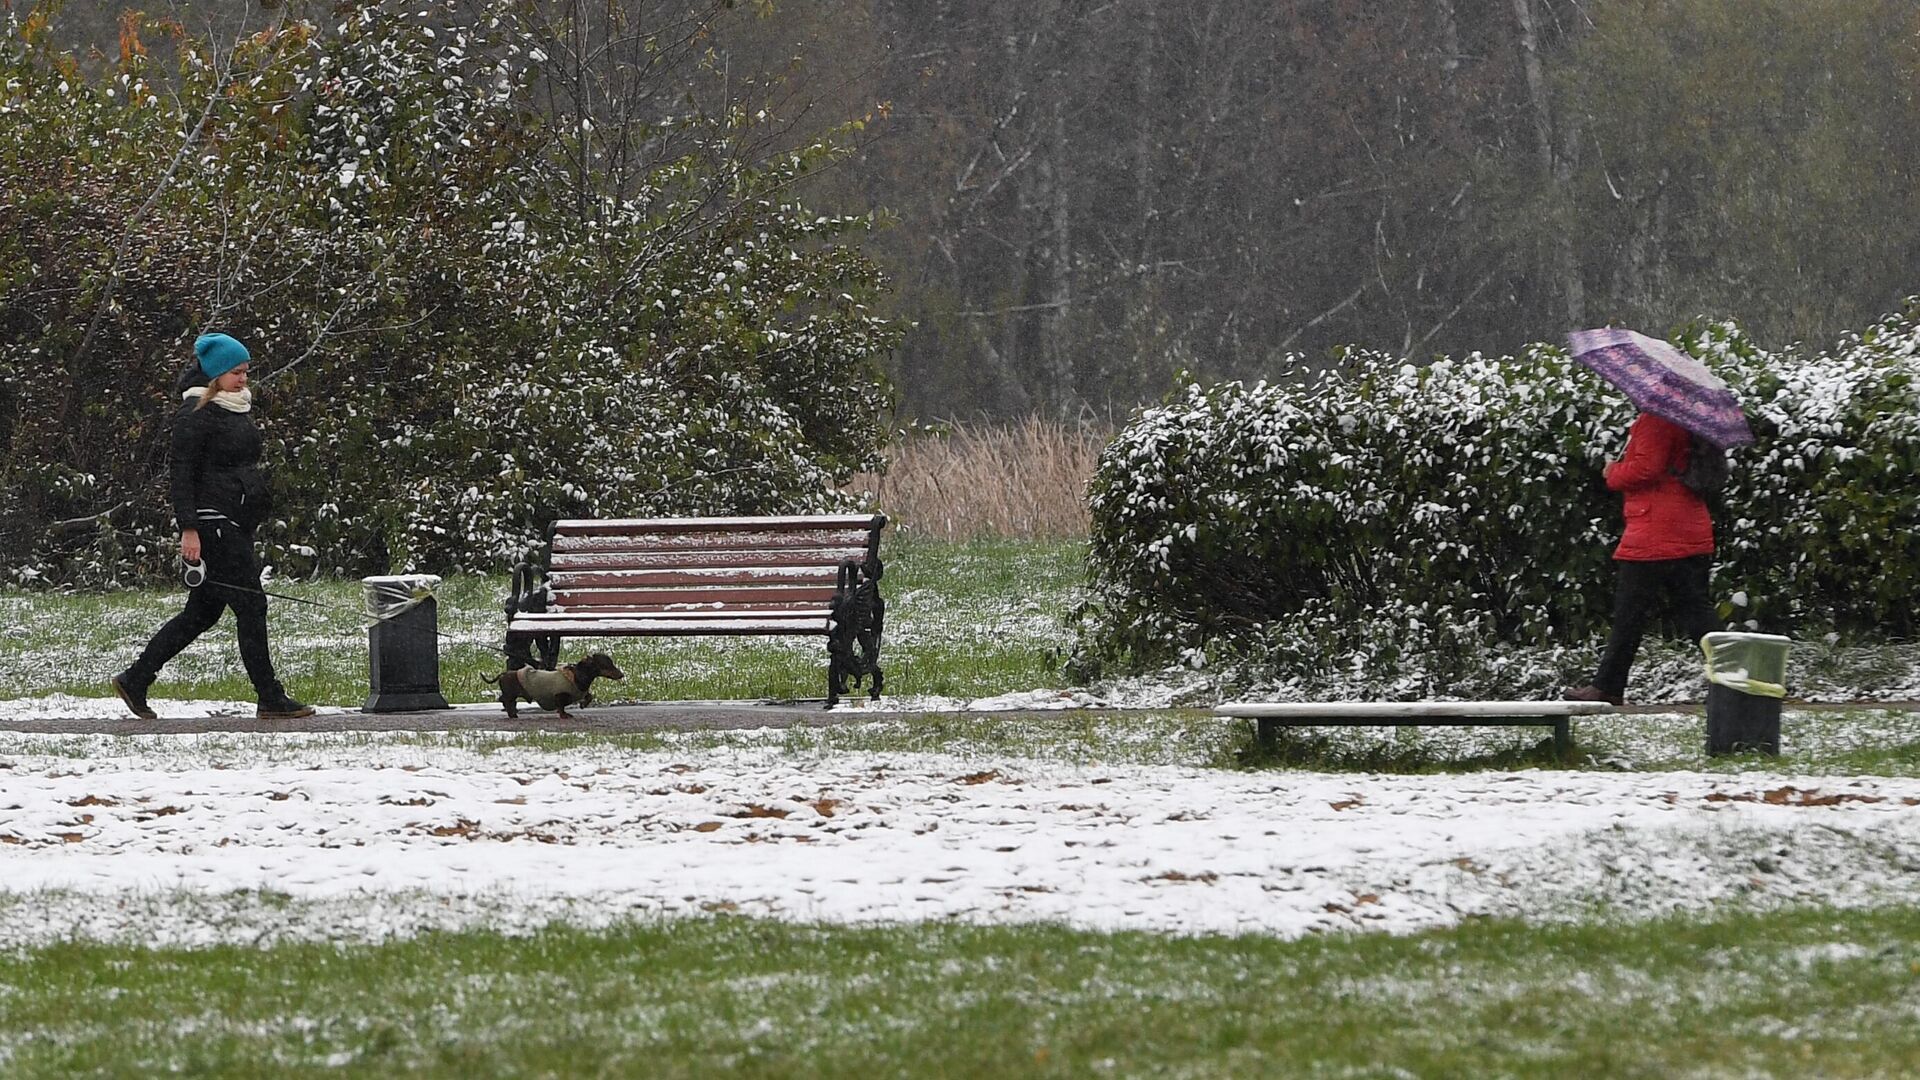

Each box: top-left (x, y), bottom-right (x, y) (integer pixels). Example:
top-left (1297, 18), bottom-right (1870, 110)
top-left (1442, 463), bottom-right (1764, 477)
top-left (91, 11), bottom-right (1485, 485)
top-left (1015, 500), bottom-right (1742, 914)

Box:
top-left (1212, 700), bottom-right (1615, 757)
top-left (504, 513), bottom-right (887, 707)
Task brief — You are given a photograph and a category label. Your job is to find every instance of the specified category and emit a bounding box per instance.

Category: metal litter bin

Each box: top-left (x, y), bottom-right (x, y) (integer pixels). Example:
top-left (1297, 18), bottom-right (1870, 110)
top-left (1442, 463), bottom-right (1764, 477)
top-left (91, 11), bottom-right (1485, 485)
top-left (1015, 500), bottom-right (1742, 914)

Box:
top-left (1703, 631), bottom-right (1790, 756)
top-left (363, 574), bottom-right (451, 713)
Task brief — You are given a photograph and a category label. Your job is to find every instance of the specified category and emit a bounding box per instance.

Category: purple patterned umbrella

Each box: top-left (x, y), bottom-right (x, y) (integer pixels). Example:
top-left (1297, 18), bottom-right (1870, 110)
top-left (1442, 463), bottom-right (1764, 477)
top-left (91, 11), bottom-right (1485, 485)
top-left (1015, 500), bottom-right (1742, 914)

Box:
top-left (1566, 328), bottom-right (1755, 448)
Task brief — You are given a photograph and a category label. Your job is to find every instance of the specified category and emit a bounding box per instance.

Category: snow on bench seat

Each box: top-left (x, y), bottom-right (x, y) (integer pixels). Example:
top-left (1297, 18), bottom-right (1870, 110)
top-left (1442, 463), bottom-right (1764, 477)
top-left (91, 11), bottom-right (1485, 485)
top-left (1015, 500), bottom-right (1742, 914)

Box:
top-left (1214, 700), bottom-right (1615, 755)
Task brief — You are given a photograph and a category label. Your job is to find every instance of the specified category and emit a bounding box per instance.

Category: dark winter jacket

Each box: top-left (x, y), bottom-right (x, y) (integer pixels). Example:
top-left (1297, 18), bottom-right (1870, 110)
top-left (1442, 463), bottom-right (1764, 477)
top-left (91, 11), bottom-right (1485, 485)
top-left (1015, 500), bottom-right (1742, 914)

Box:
top-left (169, 364), bottom-right (271, 533)
top-left (1603, 412), bottom-right (1713, 561)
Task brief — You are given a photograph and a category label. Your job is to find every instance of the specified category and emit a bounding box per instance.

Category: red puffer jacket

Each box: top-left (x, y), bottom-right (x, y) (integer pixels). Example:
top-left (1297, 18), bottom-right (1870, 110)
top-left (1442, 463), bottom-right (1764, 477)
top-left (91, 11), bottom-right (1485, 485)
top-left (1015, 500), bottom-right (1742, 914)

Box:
top-left (1603, 413), bottom-right (1714, 561)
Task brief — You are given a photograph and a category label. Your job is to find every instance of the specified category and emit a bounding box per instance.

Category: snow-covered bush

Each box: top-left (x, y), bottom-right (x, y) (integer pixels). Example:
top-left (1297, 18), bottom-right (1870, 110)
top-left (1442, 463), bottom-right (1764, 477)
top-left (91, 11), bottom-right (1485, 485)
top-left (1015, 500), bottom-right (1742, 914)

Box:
top-left (0, 3), bottom-right (897, 584)
top-left (1072, 309), bottom-right (1920, 689)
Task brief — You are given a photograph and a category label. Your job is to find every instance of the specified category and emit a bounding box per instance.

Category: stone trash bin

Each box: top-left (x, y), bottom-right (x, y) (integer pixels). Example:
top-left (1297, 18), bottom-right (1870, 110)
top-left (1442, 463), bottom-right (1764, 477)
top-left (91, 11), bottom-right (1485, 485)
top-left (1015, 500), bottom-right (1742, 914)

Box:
top-left (1703, 631), bottom-right (1791, 756)
top-left (363, 574), bottom-right (451, 713)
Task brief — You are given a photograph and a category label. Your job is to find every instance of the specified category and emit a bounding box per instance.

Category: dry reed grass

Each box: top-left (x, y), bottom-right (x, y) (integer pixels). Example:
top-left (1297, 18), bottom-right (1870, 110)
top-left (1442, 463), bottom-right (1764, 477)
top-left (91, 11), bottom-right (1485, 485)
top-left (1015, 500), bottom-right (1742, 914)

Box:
top-left (847, 417), bottom-right (1111, 540)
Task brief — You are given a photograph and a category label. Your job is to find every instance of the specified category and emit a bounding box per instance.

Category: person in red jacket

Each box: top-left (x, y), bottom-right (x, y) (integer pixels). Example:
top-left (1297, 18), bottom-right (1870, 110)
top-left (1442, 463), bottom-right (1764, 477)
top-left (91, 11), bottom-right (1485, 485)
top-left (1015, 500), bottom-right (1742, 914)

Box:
top-left (1564, 412), bottom-right (1719, 706)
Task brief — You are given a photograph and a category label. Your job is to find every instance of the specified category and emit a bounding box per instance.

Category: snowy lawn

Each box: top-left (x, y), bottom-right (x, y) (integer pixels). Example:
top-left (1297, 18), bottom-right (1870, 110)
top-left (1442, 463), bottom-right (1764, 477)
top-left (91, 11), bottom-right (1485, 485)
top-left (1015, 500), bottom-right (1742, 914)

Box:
top-left (1, 708), bottom-right (1919, 950)
top-left (1, 715), bottom-right (1918, 1079)
top-left (2, 716), bottom-right (1920, 1076)
top-left (7, 537), bottom-right (1920, 1074)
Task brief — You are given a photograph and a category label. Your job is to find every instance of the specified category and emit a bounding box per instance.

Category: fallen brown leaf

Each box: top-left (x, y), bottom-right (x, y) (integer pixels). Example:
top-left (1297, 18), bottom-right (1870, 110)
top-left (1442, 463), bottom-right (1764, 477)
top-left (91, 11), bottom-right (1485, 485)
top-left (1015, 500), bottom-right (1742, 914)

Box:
top-left (1147, 870), bottom-right (1219, 884)
top-left (1705, 786), bottom-right (1885, 807)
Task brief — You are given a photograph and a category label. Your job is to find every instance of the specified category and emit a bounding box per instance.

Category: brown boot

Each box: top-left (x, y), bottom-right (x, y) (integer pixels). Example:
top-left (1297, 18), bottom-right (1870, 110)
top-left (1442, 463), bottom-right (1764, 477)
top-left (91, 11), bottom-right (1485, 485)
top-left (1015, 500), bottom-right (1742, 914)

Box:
top-left (112, 672), bottom-right (157, 721)
top-left (1563, 684), bottom-right (1624, 707)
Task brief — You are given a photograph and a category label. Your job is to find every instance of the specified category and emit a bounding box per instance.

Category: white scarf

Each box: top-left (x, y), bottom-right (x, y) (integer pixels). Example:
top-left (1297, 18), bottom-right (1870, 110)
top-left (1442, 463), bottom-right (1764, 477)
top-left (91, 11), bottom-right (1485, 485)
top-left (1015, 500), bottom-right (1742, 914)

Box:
top-left (183, 386), bottom-right (253, 413)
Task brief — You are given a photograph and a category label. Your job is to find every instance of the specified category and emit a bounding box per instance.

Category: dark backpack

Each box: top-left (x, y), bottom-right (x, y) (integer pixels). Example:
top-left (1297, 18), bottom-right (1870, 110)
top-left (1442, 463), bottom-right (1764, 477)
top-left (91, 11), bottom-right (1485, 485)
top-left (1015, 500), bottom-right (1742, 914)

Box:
top-left (1674, 435), bottom-right (1729, 498)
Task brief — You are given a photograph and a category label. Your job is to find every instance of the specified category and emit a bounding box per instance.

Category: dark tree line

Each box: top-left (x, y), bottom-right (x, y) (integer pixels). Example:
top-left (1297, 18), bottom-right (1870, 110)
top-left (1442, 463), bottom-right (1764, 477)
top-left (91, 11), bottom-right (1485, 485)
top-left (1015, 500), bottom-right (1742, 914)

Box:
top-left (768, 0), bottom-right (1920, 418)
top-left (30, 0), bottom-right (1920, 420)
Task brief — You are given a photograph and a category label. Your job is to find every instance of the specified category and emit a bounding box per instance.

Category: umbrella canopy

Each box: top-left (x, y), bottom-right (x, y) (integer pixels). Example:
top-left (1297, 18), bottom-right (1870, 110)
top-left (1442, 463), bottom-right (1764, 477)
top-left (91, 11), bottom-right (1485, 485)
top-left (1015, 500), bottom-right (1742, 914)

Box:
top-left (1566, 328), bottom-right (1755, 448)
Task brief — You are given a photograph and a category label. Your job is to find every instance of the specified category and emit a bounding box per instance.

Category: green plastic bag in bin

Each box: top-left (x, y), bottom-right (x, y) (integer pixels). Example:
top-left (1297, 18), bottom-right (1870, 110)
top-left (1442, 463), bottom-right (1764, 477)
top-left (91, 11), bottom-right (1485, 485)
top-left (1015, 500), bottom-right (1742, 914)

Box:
top-left (1701, 632), bottom-right (1791, 699)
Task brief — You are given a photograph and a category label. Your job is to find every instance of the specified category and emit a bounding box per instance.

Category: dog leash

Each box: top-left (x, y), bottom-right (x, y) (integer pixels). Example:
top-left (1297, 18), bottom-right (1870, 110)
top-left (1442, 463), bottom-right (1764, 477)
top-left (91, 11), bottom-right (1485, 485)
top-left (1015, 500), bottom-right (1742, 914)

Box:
top-left (182, 561), bottom-right (518, 658)
top-left (90, 518), bottom-right (518, 660)
top-left (183, 560), bottom-right (416, 621)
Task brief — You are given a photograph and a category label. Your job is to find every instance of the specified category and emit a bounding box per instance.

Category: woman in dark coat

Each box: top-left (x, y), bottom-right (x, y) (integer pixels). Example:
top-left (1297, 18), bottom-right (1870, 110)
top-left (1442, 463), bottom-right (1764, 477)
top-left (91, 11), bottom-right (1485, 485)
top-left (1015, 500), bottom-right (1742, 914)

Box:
top-left (1564, 411), bottom-right (1718, 706)
top-left (112, 333), bottom-right (314, 720)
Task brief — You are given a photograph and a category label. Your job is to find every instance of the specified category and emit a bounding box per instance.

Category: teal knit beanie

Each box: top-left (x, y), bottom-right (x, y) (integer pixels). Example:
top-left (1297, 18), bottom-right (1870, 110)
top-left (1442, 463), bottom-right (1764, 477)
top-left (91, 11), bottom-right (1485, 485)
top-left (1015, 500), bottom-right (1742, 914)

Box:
top-left (195, 333), bottom-right (250, 379)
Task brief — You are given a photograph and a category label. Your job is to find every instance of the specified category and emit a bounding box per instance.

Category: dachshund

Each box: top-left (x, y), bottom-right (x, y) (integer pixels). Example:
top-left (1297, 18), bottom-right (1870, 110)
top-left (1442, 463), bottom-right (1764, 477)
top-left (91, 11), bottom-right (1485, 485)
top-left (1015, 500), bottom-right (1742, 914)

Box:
top-left (484, 652), bottom-right (625, 719)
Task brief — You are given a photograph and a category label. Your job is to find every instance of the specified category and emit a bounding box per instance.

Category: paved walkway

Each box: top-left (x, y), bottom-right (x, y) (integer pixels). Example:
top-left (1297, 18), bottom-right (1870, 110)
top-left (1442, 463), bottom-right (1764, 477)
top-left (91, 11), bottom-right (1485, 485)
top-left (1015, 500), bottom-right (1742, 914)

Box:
top-left (0, 700), bottom-right (862, 737)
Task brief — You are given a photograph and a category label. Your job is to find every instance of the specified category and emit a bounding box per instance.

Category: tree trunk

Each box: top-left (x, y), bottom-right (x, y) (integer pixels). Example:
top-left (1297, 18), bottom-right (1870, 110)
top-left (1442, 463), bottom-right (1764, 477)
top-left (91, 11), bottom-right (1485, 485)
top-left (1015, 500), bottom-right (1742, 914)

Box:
top-left (1042, 89), bottom-right (1074, 412)
top-left (1136, 1), bottom-right (1157, 265)
top-left (1621, 167), bottom-right (1670, 320)
top-left (1510, 0), bottom-right (1582, 326)
top-left (1435, 0), bottom-right (1463, 77)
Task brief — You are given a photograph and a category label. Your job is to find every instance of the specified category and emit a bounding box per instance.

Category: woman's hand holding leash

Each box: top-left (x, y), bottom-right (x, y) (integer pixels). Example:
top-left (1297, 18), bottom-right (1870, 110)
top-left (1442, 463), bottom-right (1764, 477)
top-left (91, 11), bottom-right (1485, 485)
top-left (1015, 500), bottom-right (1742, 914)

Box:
top-left (180, 529), bottom-right (207, 586)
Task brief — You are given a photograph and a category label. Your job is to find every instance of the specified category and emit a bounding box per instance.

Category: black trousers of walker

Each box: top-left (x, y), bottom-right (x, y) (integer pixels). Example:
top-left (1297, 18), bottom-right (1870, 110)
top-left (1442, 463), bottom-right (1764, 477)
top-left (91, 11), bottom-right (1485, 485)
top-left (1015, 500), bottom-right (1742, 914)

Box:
top-left (1591, 554), bottom-right (1717, 698)
top-left (128, 522), bottom-right (284, 698)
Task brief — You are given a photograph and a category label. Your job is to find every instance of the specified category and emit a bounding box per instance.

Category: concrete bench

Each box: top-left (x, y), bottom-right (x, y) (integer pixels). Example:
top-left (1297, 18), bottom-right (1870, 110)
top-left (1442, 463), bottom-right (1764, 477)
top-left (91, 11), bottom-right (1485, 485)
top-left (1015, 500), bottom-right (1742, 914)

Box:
top-left (1212, 700), bottom-right (1615, 756)
top-left (504, 513), bottom-right (887, 707)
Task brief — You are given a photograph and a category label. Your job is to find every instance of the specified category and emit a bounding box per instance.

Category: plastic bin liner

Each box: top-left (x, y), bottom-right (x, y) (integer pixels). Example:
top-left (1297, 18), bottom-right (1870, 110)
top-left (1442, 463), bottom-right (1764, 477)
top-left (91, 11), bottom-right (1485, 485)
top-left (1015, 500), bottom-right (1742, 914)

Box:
top-left (1701, 631), bottom-right (1790, 699)
top-left (362, 574), bottom-right (442, 620)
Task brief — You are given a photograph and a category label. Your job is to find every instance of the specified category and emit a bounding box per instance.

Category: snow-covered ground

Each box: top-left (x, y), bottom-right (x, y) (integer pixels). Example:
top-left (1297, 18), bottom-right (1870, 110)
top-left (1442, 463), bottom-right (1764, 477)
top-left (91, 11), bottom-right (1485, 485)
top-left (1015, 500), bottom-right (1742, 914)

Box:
top-left (3, 695), bottom-right (1918, 950)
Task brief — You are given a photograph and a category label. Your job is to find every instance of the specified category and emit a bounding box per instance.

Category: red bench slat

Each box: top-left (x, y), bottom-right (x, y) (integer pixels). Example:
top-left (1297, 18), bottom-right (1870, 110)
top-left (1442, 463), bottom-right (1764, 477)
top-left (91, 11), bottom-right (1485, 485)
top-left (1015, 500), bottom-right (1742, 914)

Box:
top-left (513, 607), bottom-right (832, 622)
top-left (548, 566), bottom-right (840, 589)
top-left (552, 530), bottom-right (878, 555)
top-left (548, 587), bottom-right (838, 608)
top-left (551, 514), bottom-right (883, 536)
top-left (549, 547), bottom-right (874, 572)
top-left (507, 616), bottom-right (831, 637)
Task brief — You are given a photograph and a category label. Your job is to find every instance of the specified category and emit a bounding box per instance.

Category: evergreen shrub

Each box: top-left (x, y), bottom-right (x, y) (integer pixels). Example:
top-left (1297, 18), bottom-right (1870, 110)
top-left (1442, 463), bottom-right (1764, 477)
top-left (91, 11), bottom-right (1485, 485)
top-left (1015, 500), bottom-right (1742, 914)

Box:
top-left (1073, 310), bottom-right (1920, 691)
top-left (0, 3), bottom-right (897, 586)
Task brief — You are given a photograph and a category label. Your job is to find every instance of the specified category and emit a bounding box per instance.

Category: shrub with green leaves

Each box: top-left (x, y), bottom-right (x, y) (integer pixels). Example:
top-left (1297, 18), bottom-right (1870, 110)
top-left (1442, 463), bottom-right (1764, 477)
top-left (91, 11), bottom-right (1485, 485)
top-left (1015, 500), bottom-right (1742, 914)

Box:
top-left (0, 2), bottom-right (898, 585)
top-left (1072, 308), bottom-right (1920, 689)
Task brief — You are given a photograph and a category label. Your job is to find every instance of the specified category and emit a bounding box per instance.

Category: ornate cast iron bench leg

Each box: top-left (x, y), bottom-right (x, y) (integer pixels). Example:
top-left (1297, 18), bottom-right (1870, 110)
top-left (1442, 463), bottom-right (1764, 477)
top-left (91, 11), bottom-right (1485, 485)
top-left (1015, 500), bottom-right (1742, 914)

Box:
top-left (825, 558), bottom-right (885, 709)
top-left (504, 555), bottom-right (563, 671)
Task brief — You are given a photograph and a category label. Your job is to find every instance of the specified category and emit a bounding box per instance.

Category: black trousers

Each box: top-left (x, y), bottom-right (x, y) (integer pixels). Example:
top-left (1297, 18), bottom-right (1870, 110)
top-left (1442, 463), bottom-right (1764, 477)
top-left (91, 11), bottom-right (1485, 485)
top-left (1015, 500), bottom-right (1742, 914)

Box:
top-left (1591, 554), bottom-right (1717, 697)
top-left (128, 523), bottom-right (284, 697)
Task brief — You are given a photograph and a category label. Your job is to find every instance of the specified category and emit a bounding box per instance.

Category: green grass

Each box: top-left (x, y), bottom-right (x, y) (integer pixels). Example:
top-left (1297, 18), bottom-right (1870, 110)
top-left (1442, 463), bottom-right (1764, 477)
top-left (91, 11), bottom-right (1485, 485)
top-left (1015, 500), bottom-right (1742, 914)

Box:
top-left (3, 905), bottom-right (1919, 1077)
top-left (1, 536), bottom-right (1084, 707)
